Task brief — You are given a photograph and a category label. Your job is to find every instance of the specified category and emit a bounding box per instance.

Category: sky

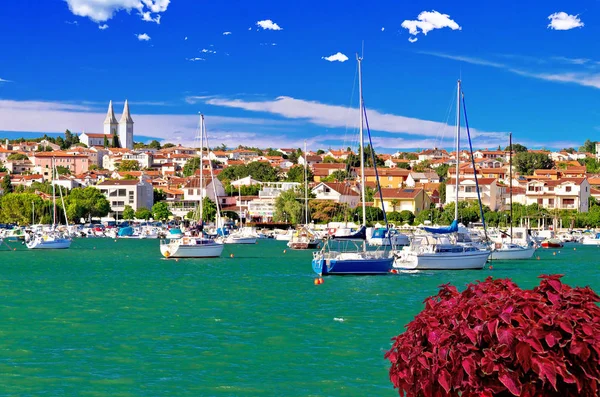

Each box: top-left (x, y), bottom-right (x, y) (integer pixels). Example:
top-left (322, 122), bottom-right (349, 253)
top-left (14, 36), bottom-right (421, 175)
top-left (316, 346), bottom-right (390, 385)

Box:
top-left (1, 0), bottom-right (599, 152)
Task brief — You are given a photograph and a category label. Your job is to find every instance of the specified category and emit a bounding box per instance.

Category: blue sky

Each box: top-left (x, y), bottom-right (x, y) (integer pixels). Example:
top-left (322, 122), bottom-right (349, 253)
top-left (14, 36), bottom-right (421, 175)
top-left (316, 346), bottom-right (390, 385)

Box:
top-left (1, 0), bottom-right (599, 152)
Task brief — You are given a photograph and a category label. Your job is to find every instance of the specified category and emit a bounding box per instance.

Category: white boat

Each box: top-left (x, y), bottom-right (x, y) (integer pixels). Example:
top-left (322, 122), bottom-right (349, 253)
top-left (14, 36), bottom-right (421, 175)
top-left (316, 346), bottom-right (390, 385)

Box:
top-left (582, 233), bottom-right (600, 245)
top-left (312, 55), bottom-right (393, 276)
top-left (221, 230), bottom-right (257, 244)
top-left (393, 80), bottom-right (490, 270)
top-left (160, 114), bottom-right (223, 259)
top-left (274, 229), bottom-right (293, 241)
top-left (27, 159), bottom-right (72, 250)
top-left (394, 234), bottom-right (491, 270)
top-left (368, 227), bottom-right (410, 247)
top-left (160, 236), bottom-right (223, 258)
top-left (490, 242), bottom-right (536, 260)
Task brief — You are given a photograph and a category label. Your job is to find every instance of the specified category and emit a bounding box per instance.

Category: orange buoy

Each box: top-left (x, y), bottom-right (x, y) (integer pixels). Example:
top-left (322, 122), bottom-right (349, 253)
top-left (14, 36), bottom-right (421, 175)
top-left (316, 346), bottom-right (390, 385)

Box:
top-left (314, 278), bottom-right (320, 285)
top-left (489, 265), bottom-right (493, 270)
top-left (230, 253), bottom-right (234, 258)
top-left (13, 248), bottom-right (16, 251)
top-left (536, 256), bottom-right (540, 260)
top-left (283, 250), bottom-right (286, 254)
top-left (319, 278), bottom-right (324, 284)
top-left (553, 252), bottom-right (556, 256)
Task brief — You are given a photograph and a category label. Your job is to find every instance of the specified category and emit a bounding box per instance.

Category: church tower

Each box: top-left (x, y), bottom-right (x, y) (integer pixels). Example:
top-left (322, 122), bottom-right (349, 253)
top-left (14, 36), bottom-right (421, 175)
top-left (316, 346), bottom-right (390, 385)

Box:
top-left (119, 99), bottom-right (134, 150)
top-left (103, 100), bottom-right (118, 136)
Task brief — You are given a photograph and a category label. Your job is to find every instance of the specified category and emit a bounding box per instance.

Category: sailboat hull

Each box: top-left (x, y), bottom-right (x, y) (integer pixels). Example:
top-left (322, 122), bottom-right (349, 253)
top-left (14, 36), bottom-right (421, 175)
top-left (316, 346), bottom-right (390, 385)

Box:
top-left (490, 246), bottom-right (535, 260)
top-left (27, 238), bottom-right (72, 250)
top-left (394, 250), bottom-right (490, 270)
top-left (160, 239), bottom-right (224, 258)
top-left (312, 255), bottom-right (393, 275)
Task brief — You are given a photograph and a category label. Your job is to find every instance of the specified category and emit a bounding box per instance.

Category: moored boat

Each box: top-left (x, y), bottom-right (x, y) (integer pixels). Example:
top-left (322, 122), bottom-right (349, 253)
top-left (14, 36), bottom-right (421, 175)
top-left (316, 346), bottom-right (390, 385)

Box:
top-left (160, 237), bottom-right (223, 258)
top-left (541, 238), bottom-right (563, 248)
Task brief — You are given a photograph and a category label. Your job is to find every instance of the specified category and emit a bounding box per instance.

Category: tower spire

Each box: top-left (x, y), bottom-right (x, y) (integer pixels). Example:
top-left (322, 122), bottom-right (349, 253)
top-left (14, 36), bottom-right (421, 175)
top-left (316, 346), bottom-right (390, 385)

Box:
top-left (120, 99), bottom-right (134, 123)
top-left (104, 100), bottom-right (118, 125)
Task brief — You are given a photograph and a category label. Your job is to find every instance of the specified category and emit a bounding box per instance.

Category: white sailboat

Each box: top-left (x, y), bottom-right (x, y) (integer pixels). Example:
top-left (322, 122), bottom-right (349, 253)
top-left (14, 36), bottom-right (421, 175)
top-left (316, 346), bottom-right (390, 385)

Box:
top-left (159, 114), bottom-right (224, 258)
top-left (288, 140), bottom-right (321, 250)
top-left (489, 133), bottom-right (536, 260)
top-left (311, 55), bottom-right (394, 275)
top-left (393, 80), bottom-right (490, 270)
top-left (27, 158), bottom-right (72, 250)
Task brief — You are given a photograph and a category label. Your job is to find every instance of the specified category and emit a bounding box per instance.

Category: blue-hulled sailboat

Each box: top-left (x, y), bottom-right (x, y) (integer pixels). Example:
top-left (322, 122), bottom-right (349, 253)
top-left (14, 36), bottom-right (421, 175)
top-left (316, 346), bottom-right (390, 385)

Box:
top-left (311, 55), bottom-right (393, 276)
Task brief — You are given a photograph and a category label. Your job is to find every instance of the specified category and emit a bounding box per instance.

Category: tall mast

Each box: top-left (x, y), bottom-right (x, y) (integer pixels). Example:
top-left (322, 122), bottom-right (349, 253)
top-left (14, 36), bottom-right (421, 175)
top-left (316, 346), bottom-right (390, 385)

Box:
top-left (199, 114), bottom-right (204, 222)
top-left (454, 80), bottom-right (461, 221)
top-left (358, 54), bottom-right (367, 228)
top-left (304, 140), bottom-right (308, 225)
top-left (52, 157), bottom-right (56, 228)
top-left (509, 132), bottom-right (513, 242)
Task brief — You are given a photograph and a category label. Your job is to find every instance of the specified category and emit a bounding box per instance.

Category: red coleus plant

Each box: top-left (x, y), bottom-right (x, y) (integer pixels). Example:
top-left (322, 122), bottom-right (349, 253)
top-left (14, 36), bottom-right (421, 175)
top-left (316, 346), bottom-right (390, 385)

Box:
top-left (385, 275), bottom-right (600, 396)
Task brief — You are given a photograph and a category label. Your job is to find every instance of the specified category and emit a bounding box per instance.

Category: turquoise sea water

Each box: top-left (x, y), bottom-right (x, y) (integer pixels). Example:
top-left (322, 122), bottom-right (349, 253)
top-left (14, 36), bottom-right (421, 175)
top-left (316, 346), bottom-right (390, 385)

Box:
top-left (0, 239), bottom-right (598, 396)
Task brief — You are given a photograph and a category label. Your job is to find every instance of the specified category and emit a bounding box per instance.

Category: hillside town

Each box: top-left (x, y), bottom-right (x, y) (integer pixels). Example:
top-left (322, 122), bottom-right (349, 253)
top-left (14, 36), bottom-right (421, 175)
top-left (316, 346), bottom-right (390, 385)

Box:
top-left (1, 101), bottom-right (600, 228)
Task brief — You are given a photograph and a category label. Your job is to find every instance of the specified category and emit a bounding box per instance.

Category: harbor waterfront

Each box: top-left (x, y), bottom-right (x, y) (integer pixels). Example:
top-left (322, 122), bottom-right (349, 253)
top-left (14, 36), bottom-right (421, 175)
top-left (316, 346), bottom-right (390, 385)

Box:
top-left (0, 239), bottom-right (598, 396)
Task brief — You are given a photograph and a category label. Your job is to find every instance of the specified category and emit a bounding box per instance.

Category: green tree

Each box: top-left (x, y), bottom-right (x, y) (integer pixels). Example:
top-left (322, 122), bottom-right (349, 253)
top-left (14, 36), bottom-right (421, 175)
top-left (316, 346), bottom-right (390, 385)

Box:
top-left (316, 149), bottom-right (325, 155)
top-left (88, 164), bottom-right (100, 171)
top-left (273, 189), bottom-right (302, 223)
top-left (64, 129), bottom-right (74, 148)
top-left (1, 174), bottom-right (13, 194)
top-left (183, 157), bottom-right (200, 177)
top-left (504, 143), bottom-right (527, 153)
top-left (579, 157), bottom-right (600, 173)
top-left (286, 165), bottom-right (314, 183)
top-left (135, 207), bottom-right (152, 220)
top-left (56, 166), bottom-right (71, 175)
top-left (200, 197), bottom-right (217, 222)
top-left (112, 134), bottom-right (120, 148)
top-left (117, 160), bottom-right (140, 172)
top-left (148, 140), bottom-right (161, 150)
top-left (398, 210), bottom-right (415, 224)
top-left (122, 205), bottom-right (135, 220)
top-left (7, 153), bottom-right (28, 161)
top-left (103, 135), bottom-right (109, 148)
top-left (162, 143), bottom-right (176, 149)
top-left (439, 182), bottom-right (446, 204)
top-left (321, 170), bottom-right (349, 182)
top-left (152, 202), bottom-right (172, 221)
top-left (0, 193), bottom-right (45, 225)
top-left (65, 186), bottom-right (110, 222)
top-left (435, 164), bottom-right (450, 180)
top-left (579, 139), bottom-right (596, 154)
top-left (354, 206), bottom-right (384, 224)
top-left (514, 152), bottom-right (554, 175)
top-left (153, 188), bottom-right (166, 202)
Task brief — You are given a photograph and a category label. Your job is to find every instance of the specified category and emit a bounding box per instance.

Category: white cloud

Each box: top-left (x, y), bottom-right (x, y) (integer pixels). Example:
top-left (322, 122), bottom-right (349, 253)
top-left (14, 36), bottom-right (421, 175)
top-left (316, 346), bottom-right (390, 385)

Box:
top-left (223, 31), bottom-right (232, 35)
top-left (0, 78), bottom-right (12, 83)
top-left (548, 12), bottom-right (584, 30)
top-left (184, 36), bottom-right (188, 40)
top-left (381, 27), bottom-right (385, 31)
top-left (248, 27), bottom-right (252, 31)
top-left (401, 10), bottom-right (461, 42)
top-left (98, 24), bottom-right (109, 30)
top-left (65, 20), bottom-right (79, 25)
top-left (256, 19), bottom-right (283, 30)
top-left (187, 57), bottom-right (205, 62)
top-left (322, 52), bottom-right (349, 62)
top-left (64, 0), bottom-right (170, 23)
top-left (202, 96), bottom-right (506, 141)
top-left (408, 37), bottom-right (418, 43)
top-left (141, 11), bottom-right (161, 24)
top-left (137, 33), bottom-right (151, 41)
top-left (201, 49), bottom-right (216, 54)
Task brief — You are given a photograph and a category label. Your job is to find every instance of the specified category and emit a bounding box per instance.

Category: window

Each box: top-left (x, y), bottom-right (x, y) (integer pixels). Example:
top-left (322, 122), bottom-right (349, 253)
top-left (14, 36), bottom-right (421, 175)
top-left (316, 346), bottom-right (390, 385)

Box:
top-left (537, 198), bottom-right (543, 205)
top-left (565, 186), bottom-right (572, 192)
top-left (548, 187), bottom-right (554, 191)
top-left (118, 189), bottom-right (126, 197)
top-left (465, 186), bottom-right (475, 193)
top-left (549, 199), bottom-right (554, 205)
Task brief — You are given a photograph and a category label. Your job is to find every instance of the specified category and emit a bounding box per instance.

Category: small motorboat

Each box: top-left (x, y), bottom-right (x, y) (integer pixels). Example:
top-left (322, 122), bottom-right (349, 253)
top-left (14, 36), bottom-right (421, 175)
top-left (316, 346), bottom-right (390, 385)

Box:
top-left (541, 238), bottom-right (563, 248)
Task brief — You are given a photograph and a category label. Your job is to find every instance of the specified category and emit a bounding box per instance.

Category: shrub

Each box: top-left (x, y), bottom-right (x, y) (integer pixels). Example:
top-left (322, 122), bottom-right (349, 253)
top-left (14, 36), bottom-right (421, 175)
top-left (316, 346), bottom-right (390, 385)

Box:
top-left (385, 275), bottom-right (600, 396)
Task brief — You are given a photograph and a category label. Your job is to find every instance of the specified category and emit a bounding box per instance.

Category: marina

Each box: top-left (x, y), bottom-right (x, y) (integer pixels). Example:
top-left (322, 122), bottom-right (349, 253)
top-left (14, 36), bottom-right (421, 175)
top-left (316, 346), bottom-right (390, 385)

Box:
top-left (0, 238), bottom-right (598, 395)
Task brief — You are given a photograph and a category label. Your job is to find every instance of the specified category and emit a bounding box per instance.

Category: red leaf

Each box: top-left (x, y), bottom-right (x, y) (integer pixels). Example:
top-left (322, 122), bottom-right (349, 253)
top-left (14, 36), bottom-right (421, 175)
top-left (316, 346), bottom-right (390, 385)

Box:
top-left (544, 331), bottom-right (561, 348)
top-left (546, 277), bottom-right (563, 293)
top-left (464, 327), bottom-right (477, 345)
top-left (498, 369), bottom-right (523, 396)
top-left (532, 356), bottom-right (558, 390)
top-left (496, 326), bottom-right (515, 346)
top-left (515, 342), bottom-right (532, 372)
top-left (438, 368), bottom-right (452, 394)
top-left (570, 339), bottom-right (591, 361)
top-left (462, 356), bottom-right (477, 378)
top-left (546, 290), bottom-right (561, 305)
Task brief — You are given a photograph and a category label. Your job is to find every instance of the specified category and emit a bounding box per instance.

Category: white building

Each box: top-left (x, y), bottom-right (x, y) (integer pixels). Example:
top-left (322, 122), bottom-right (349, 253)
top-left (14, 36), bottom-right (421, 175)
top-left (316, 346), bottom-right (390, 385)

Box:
top-left (445, 178), bottom-right (501, 211)
top-left (122, 152), bottom-right (153, 169)
top-left (311, 182), bottom-right (360, 208)
top-left (97, 176), bottom-right (153, 217)
top-left (247, 181), bottom-right (300, 222)
top-left (80, 100), bottom-right (134, 150)
top-left (405, 172), bottom-right (440, 187)
top-left (525, 178), bottom-right (590, 212)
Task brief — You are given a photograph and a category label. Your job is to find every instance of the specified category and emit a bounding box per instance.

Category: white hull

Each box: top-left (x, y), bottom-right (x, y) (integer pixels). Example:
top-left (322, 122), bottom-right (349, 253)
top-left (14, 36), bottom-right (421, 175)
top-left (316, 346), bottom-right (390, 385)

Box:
top-left (581, 238), bottom-right (600, 245)
top-left (27, 238), bottom-right (72, 250)
top-left (275, 233), bottom-right (292, 241)
top-left (223, 236), bottom-right (256, 244)
top-left (160, 239), bottom-right (223, 258)
top-left (394, 250), bottom-right (490, 270)
top-left (490, 246), bottom-right (535, 260)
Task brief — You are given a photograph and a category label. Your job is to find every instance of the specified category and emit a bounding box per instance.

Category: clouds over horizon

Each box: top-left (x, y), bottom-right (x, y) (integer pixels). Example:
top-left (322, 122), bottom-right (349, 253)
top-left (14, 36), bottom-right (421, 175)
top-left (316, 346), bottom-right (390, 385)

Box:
top-left (64, 0), bottom-right (170, 24)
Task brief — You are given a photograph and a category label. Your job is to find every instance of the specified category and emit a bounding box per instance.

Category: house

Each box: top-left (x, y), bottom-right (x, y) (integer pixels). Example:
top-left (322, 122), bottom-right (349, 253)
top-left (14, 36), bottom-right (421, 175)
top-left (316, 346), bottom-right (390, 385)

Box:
top-left (405, 172), bottom-right (440, 187)
top-left (473, 150), bottom-right (506, 161)
top-left (524, 178), bottom-right (590, 212)
top-left (32, 151), bottom-right (90, 181)
top-left (373, 187), bottom-right (430, 215)
top-left (122, 151), bottom-right (153, 169)
top-left (298, 155), bottom-right (323, 167)
top-left (478, 168), bottom-right (508, 181)
top-left (230, 176), bottom-right (262, 187)
top-left (80, 132), bottom-right (115, 148)
top-left (324, 149), bottom-right (353, 161)
top-left (312, 163), bottom-right (347, 182)
top-left (4, 159), bottom-right (35, 174)
top-left (384, 158), bottom-right (410, 168)
top-left (446, 178), bottom-right (501, 211)
top-left (311, 182), bottom-right (360, 208)
top-left (96, 176), bottom-right (154, 217)
top-left (560, 166), bottom-right (586, 178)
top-left (533, 169), bottom-right (559, 180)
top-left (247, 182), bottom-right (300, 222)
top-left (362, 168), bottom-right (410, 189)
top-left (417, 148), bottom-right (448, 162)
top-left (209, 150), bottom-right (231, 164)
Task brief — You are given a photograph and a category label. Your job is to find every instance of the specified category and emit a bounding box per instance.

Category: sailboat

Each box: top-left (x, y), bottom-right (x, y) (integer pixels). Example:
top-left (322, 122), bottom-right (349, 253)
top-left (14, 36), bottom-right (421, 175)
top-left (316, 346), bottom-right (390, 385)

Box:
top-left (220, 185), bottom-right (258, 244)
top-left (26, 158), bottom-right (72, 249)
top-left (311, 55), bottom-right (394, 275)
top-left (288, 141), bottom-right (321, 250)
top-left (489, 132), bottom-right (536, 260)
top-left (393, 80), bottom-right (490, 270)
top-left (159, 114), bottom-right (224, 258)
